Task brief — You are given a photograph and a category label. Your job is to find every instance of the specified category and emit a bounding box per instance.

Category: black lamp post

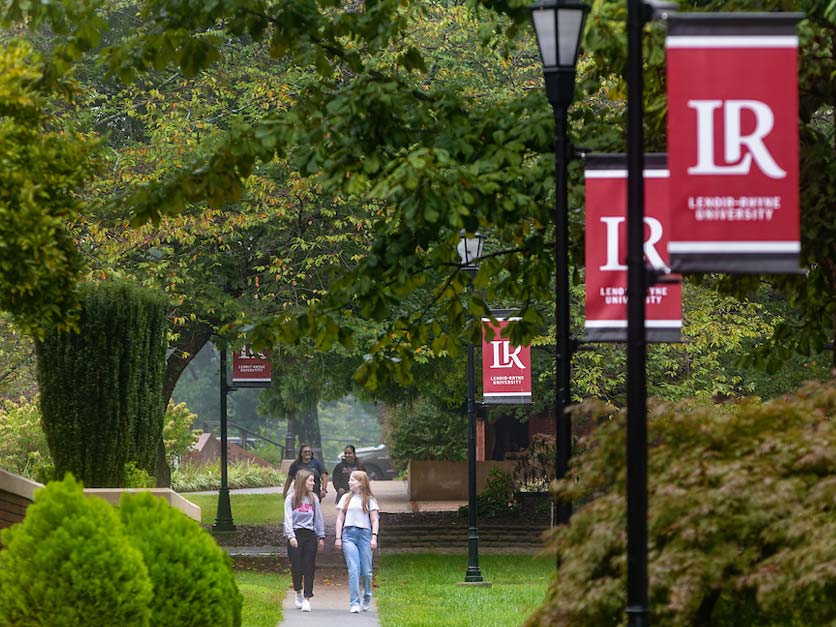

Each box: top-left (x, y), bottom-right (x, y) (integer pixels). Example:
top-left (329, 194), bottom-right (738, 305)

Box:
top-left (213, 346), bottom-right (236, 532)
top-left (457, 231), bottom-right (488, 585)
top-left (625, 2), bottom-right (675, 624)
top-left (624, 0), bottom-right (649, 615)
top-left (529, 0), bottom-right (589, 527)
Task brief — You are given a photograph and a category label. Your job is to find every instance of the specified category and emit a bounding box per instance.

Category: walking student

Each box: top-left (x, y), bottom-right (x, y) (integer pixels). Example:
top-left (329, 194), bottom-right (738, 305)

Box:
top-left (283, 443), bottom-right (329, 501)
top-left (334, 470), bottom-right (380, 613)
top-left (331, 445), bottom-right (366, 503)
top-left (283, 470), bottom-right (325, 612)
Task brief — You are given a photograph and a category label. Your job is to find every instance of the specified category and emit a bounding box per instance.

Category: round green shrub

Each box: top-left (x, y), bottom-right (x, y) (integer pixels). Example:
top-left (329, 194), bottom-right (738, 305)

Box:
top-left (120, 492), bottom-right (243, 627)
top-left (0, 475), bottom-right (152, 627)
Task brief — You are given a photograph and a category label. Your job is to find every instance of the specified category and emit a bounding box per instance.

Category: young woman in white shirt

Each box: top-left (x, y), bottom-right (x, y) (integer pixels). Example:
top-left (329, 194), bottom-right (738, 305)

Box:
top-left (334, 470), bottom-right (380, 613)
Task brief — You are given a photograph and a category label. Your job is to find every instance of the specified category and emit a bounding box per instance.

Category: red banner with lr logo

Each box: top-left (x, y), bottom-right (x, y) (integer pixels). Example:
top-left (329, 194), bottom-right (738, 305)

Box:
top-left (232, 346), bottom-right (272, 386)
top-left (666, 13), bottom-right (802, 273)
top-left (481, 317), bottom-right (531, 405)
top-left (584, 153), bottom-right (682, 342)
top-left (584, 154), bottom-right (682, 342)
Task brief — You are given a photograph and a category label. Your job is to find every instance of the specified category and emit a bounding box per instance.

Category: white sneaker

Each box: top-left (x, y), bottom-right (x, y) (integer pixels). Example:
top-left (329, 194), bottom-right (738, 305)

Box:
top-left (301, 599), bottom-right (311, 612)
top-left (294, 592), bottom-right (304, 609)
top-left (350, 605), bottom-right (360, 614)
top-left (361, 599), bottom-right (371, 612)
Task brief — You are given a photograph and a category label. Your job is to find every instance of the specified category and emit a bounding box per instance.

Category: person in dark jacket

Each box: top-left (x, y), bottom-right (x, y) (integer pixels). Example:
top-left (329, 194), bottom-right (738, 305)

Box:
top-left (331, 445), bottom-right (367, 503)
top-left (283, 443), bottom-right (329, 501)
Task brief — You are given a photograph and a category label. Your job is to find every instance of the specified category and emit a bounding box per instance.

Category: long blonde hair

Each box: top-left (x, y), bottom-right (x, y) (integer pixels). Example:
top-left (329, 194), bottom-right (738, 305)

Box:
top-left (341, 471), bottom-right (375, 513)
top-left (292, 469), bottom-right (315, 509)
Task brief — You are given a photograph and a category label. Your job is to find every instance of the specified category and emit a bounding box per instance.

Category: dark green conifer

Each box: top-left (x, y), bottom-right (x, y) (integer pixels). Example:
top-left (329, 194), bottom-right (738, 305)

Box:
top-left (36, 280), bottom-right (167, 486)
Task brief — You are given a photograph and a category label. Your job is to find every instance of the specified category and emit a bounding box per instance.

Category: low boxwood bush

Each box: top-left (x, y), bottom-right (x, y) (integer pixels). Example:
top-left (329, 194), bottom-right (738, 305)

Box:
top-left (120, 492), bottom-right (243, 627)
top-left (0, 475), bottom-right (152, 627)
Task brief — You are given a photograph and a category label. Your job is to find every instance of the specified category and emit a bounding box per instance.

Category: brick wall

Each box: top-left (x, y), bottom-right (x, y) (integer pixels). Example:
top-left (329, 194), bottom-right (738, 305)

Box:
top-left (0, 470), bottom-right (41, 546)
top-left (0, 489), bottom-right (31, 530)
top-left (0, 471), bottom-right (200, 548)
top-left (528, 415), bottom-right (556, 438)
top-left (407, 460), bottom-right (517, 500)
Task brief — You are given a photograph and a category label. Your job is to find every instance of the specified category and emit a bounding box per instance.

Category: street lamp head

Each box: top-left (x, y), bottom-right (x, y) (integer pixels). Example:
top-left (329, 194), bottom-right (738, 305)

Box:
top-left (457, 230), bottom-right (485, 270)
top-left (529, 0), bottom-right (590, 108)
top-left (642, 0), bottom-right (678, 22)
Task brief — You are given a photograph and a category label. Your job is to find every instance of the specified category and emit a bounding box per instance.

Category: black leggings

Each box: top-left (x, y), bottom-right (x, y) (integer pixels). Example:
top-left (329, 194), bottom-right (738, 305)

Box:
top-left (288, 528), bottom-right (319, 598)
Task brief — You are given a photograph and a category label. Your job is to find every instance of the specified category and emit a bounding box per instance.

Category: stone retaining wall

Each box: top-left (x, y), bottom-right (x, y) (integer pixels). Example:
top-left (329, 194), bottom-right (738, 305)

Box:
top-left (0, 469), bottom-right (201, 546)
top-left (407, 460), bottom-right (516, 500)
top-left (0, 469), bottom-right (42, 545)
top-left (84, 488), bottom-right (201, 522)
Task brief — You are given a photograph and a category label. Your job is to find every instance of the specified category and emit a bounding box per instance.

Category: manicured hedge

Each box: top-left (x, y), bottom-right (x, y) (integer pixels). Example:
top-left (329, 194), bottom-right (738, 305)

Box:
top-left (120, 492), bottom-right (242, 627)
top-left (36, 280), bottom-right (167, 486)
top-left (0, 475), bottom-right (243, 627)
top-left (0, 475), bottom-right (152, 627)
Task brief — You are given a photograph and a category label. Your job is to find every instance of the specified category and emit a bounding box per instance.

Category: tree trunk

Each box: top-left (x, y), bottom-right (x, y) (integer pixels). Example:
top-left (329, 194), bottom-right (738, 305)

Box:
top-left (284, 418), bottom-right (297, 459)
top-left (830, 262), bottom-right (836, 375)
top-left (693, 589), bottom-right (720, 626)
top-left (831, 59), bottom-right (835, 377)
top-left (295, 392), bottom-right (323, 462)
top-left (155, 322), bottom-right (214, 487)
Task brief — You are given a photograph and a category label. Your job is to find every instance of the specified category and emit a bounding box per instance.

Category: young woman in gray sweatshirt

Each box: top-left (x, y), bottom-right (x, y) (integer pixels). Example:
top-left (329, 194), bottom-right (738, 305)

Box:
top-left (283, 469), bottom-right (325, 612)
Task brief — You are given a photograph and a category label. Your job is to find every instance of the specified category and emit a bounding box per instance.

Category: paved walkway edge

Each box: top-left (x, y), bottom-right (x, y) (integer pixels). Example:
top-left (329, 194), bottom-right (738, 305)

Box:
top-left (279, 577), bottom-right (380, 626)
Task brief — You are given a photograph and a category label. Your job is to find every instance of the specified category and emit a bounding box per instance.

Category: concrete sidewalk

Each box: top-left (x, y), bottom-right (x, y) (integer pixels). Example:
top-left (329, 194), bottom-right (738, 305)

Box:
top-left (206, 481), bottom-right (465, 626)
top-left (278, 571), bottom-right (379, 626)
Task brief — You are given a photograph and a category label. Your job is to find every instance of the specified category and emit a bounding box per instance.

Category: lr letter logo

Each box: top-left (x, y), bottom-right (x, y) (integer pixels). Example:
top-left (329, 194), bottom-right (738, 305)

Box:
top-left (599, 216), bottom-right (667, 272)
top-left (687, 99), bottom-right (787, 179)
top-left (489, 341), bottom-right (525, 369)
top-left (239, 347), bottom-right (267, 360)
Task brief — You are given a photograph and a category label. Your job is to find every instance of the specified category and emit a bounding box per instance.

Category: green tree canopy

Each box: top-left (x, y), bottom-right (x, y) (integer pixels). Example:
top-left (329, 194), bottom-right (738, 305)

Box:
top-left (0, 40), bottom-right (99, 336)
top-left (98, 0), bottom-right (834, 382)
top-left (2, 0), bottom-right (832, 392)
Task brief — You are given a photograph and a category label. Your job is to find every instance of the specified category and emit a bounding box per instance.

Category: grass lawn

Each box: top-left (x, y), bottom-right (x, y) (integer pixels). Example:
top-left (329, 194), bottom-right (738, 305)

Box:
top-left (376, 554), bottom-right (552, 627)
top-left (236, 570), bottom-right (290, 627)
top-left (184, 493), bottom-right (283, 526)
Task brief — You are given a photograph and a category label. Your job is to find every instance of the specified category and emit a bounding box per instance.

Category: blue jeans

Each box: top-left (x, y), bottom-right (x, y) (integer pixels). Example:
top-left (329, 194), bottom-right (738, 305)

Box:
top-left (342, 526), bottom-right (372, 607)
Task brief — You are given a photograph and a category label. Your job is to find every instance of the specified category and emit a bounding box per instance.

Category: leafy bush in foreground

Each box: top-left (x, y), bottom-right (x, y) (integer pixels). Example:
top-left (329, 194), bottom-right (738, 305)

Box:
top-left (527, 380), bottom-right (836, 627)
top-left (0, 475), bottom-right (152, 627)
top-left (120, 492), bottom-right (242, 627)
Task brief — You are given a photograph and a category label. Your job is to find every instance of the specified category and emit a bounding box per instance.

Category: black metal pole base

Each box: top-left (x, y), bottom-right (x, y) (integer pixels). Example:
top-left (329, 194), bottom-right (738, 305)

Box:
top-left (459, 544), bottom-right (491, 588)
top-left (464, 530), bottom-right (485, 583)
top-left (212, 487), bottom-right (236, 533)
top-left (627, 605), bottom-right (649, 627)
top-left (459, 579), bottom-right (492, 587)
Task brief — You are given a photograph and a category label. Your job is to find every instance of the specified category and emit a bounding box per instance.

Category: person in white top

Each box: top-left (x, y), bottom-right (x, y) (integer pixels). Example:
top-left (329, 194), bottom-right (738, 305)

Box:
top-left (334, 471), bottom-right (380, 613)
